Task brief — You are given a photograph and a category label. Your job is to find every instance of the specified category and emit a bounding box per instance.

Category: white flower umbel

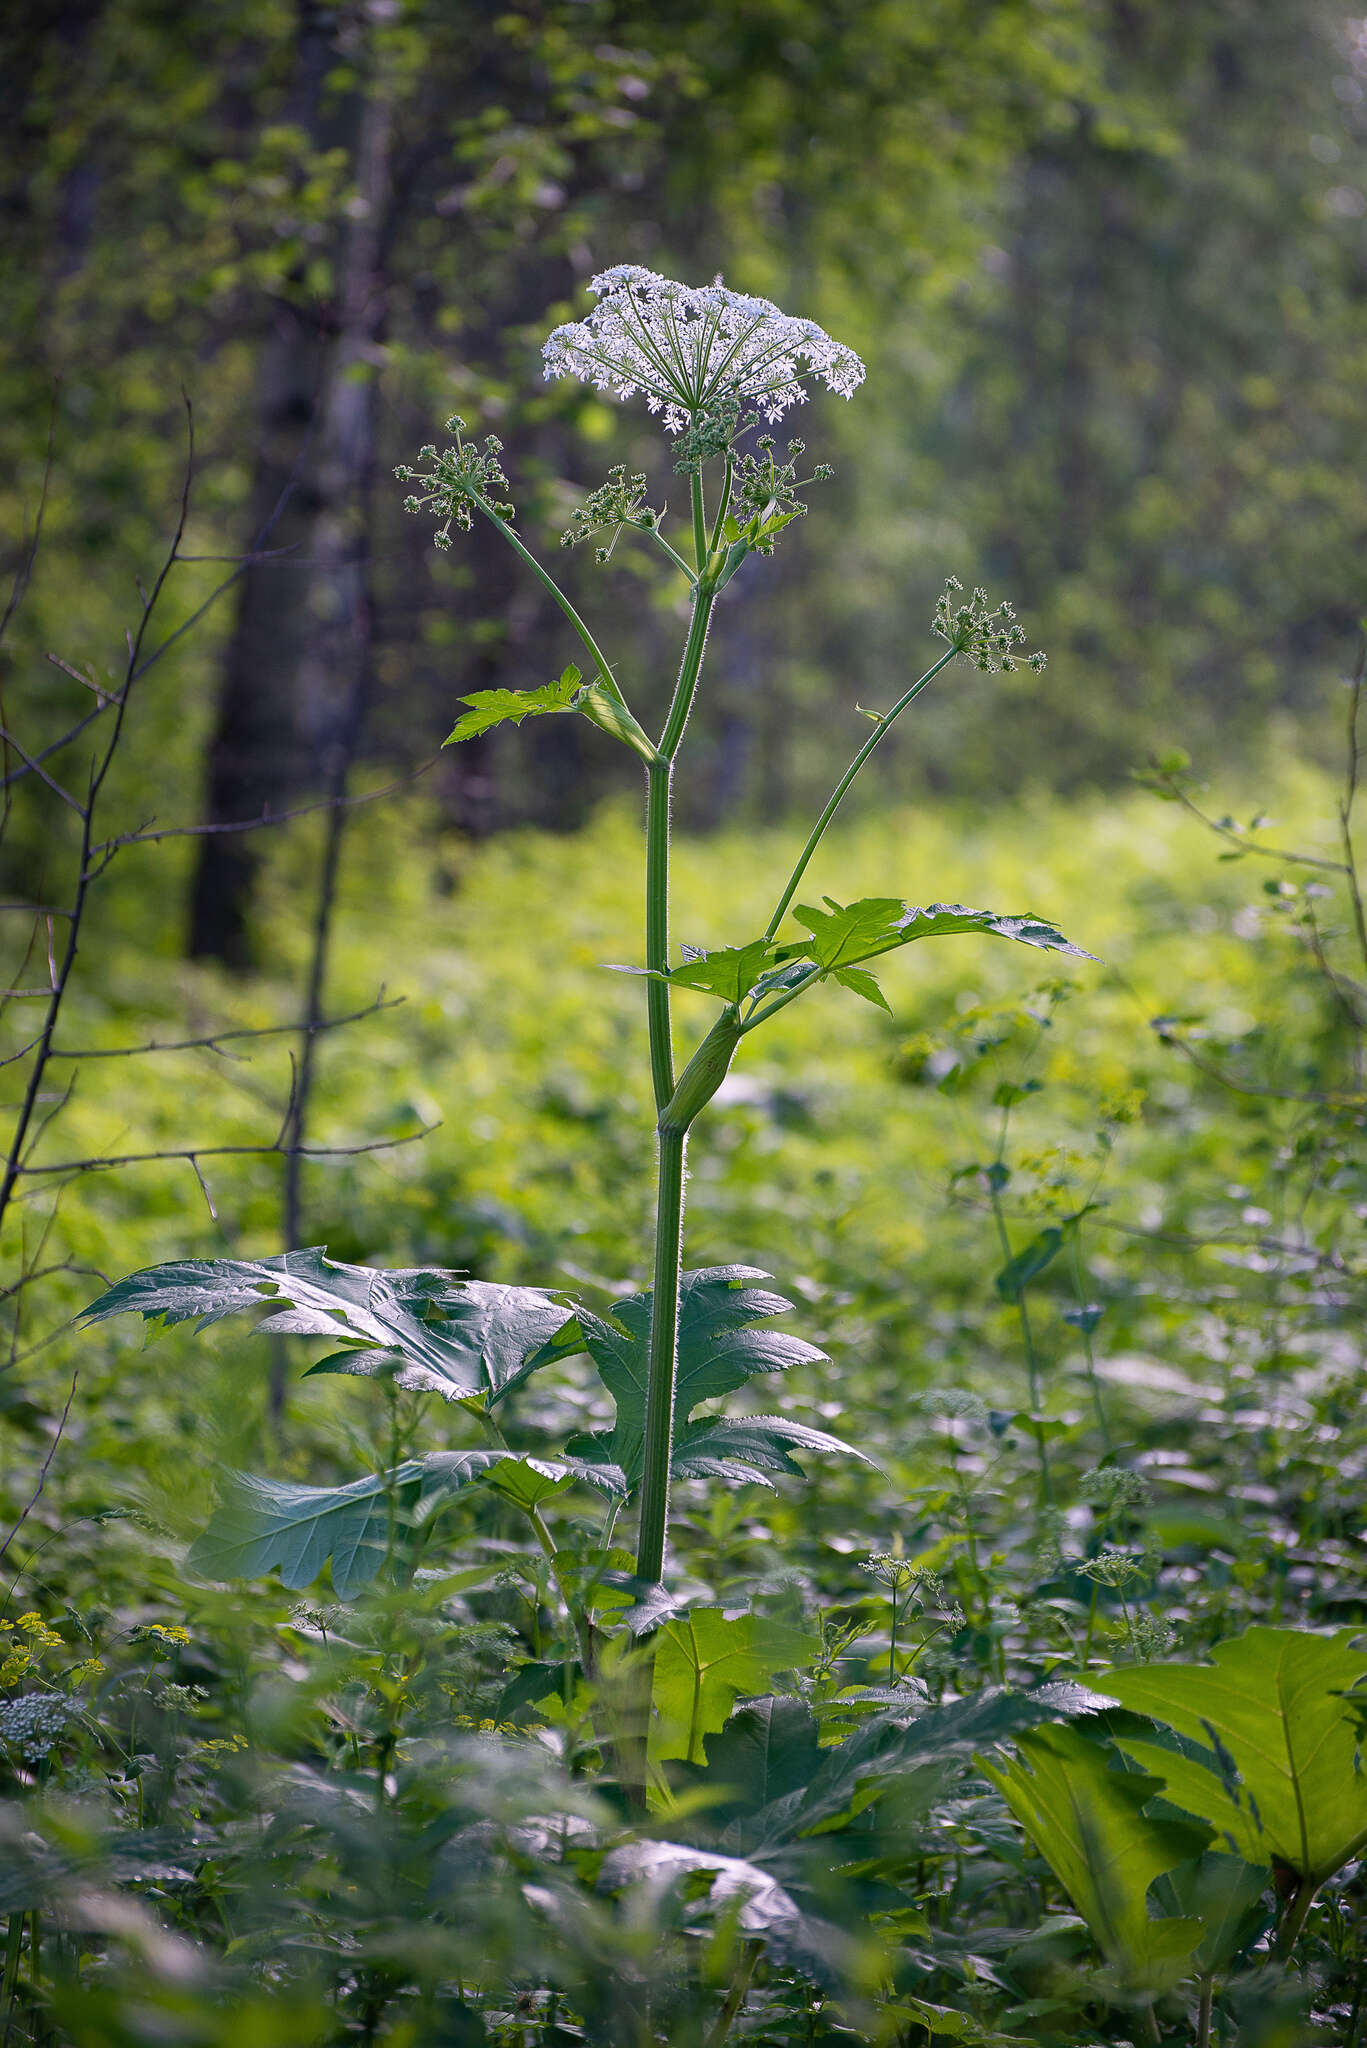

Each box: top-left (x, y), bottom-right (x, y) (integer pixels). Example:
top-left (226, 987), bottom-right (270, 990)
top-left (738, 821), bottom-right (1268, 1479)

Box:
top-left (542, 265), bottom-right (865, 433)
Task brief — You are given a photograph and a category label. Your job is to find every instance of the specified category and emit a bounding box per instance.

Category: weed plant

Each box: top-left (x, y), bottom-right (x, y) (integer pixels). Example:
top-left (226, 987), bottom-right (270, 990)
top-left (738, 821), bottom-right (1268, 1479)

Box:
top-left (4, 273), bottom-right (1367, 2046)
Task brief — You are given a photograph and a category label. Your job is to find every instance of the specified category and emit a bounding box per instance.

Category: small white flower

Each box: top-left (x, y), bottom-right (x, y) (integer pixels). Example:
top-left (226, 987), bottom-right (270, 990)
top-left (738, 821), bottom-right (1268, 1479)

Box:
top-left (542, 265), bottom-right (865, 432)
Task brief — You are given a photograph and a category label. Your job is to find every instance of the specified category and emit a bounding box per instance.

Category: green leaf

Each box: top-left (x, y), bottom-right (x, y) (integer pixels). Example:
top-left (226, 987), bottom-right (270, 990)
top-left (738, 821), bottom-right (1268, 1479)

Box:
top-left (83, 1249), bottom-right (574, 1407)
top-left (444, 663), bottom-right (582, 743)
top-left (1104, 1626), bottom-right (1367, 1886)
top-left (978, 1722), bottom-right (1209, 1992)
top-left (650, 1608), bottom-right (819, 1764)
top-left (831, 965), bottom-right (891, 1012)
top-left (694, 1696), bottom-right (823, 1826)
top-left (576, 676), bottom-right (660, 764)
top-left (1148, 1851), bottom-right (1271, 1975)
top-left (543, 1266), bottom-right (830, 1488)
top-left (188, 1465), bottom-right (427, 1597)
top-left (757, 1680), bottom-right (1112, 1843)
top-left (607, 937), bottom-right (780, 1004)
top-left (791, 898), bottom-right (1095, 974)
top-left (670, 1414), bottom-right (873, 1488)
top-left (191, 1450), bottom-right (622, 1597)
top-left (994, 1227), bottom-right (1065, 1302)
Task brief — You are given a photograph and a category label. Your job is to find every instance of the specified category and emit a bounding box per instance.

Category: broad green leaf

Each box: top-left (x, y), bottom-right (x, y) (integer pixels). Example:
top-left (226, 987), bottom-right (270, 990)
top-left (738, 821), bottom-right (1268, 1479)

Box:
top-left (978, 1722), bottom-right (1209, 1992)
top-left (444, 663), bottom-right (582, 743)
top-left (994, 1227), bottom-right (1065, 1302)
top-left (83, 1249), bottom-right (573, 1406)
top-left (695, 1696), bottom-right (823, 1827)
top-left (188, 1465), bottom-right (427, 1597)
top-left (1104, 1626), bottom-right (1367, 1885)
top-left (191, 1450), bottom-right (618, 1597)
top-left (650, 1608), bottom-right (819, 1764)
top-left (671, 1414), bottom-right (873, 1487)
top-left (542, 1266), bottom-right (830, 1488)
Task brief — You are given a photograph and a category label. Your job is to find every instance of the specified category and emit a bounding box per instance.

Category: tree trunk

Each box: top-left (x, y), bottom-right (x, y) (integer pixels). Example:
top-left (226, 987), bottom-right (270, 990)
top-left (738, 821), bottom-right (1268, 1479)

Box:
top-left (186, 0), bottom-right (331, 965)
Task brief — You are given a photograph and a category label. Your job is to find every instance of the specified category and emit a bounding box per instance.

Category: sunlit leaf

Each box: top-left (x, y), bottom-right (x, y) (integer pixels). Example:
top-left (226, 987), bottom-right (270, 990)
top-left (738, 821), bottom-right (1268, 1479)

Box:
top-left (444, 663), bottom-right (583, 743)
top-left (539, 1266), bottom-right (832, 1488)
top-left (978, 1722), bottom-right (1209, 1993)
top-left (1104, 1626), bottom-right (1367, 1886)
top-left (650, 1608), bottom-right (819, 1764)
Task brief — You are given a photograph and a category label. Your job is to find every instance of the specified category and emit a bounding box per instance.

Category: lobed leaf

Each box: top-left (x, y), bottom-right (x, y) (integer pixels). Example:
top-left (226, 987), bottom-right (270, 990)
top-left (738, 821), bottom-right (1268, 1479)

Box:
top-left (1104, 1625), bottom-right (1367, 1886)
top-left (542, 1266), bottom-right (834, 1489)
top-left (649, 1608), bottom-right (820, 1765)
top-left (978, 1722), bottom-right (1210, 1993)
top-left (83, 1249), bottom-right (574, 1407)
top-left (444, 663), bottom-right (583, 743)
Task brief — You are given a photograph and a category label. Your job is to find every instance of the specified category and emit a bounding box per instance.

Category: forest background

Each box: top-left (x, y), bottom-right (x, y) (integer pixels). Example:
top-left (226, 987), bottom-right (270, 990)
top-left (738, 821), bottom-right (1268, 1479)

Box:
top-left (7, 4), bottom-right (1367, 2037)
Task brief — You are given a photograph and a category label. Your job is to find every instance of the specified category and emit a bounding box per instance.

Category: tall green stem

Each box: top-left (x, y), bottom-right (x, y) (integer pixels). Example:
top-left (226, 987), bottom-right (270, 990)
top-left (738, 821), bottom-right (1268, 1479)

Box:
top-left (636, 498), bottom-right (720, 1579)
top-left (636, 1122), bottom-right (686, 1584)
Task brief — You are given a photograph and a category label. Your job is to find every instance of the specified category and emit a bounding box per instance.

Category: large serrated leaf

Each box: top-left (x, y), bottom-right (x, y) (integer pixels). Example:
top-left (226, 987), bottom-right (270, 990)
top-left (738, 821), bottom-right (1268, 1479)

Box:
top-left (671, 1414), bottom-right (872, 1487)
top-left (540, 1265), bottom-right (833, 1488)
top-left (191, 1450), bottom-right (622, 1597)
top-left (1104, 1626), bottom-right (1367, 1886)
top-left (977, 1722), bottom-right (1209, 1993)
top-left (188, 1465), bottom-right (428, 1597)
top-left (83, 1249), bottom-right (573, 1406)
top-left (748, 1680), bottom-right (1113, 1846)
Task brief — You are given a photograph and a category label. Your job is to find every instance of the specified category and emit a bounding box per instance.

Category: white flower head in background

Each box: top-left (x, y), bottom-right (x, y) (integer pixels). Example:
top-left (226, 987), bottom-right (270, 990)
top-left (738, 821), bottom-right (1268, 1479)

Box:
top-left (542, 265), bottom-right (865, 434)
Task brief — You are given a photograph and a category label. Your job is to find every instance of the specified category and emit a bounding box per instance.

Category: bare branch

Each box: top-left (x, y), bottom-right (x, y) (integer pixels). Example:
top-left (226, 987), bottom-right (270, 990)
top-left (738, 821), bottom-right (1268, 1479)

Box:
top-left (15, 1120), bottom-right (437, 1182)
top-left (0, 1370), bottom-right (78, 1568)
top-left (47, 990), bottom-right (401, 1062)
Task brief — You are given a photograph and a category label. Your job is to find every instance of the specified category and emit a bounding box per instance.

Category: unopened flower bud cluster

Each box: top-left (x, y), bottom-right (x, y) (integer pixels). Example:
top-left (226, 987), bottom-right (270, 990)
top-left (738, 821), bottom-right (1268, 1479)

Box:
top-left (561, 463), bottom-right (661, 561)
top-left (395, 416), bottom-right (514, 550)
top-left (933, 576), bottom-right (1047, 674)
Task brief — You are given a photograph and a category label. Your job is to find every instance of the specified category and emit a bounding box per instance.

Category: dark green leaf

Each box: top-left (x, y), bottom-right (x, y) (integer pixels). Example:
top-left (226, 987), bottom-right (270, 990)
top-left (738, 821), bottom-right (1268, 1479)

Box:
top-left (541, 1266), bottom-right (828, 1488)
top-left (84, 1249), bottom-right (574, 1406)
top-left (994, 1227), bottom-right (1064, 1302)
top-left (671, 1414), bottom-right (873, 1487)
top-left (752, 1680), bottom-right (1112, 1844)
top-left (188, 1466), bottom-right (427, 1597)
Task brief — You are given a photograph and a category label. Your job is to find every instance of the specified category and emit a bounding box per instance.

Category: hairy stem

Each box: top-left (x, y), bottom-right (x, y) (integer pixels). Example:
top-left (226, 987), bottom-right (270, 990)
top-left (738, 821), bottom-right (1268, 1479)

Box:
top-left (636, 1122), bottom-right (686, 1584)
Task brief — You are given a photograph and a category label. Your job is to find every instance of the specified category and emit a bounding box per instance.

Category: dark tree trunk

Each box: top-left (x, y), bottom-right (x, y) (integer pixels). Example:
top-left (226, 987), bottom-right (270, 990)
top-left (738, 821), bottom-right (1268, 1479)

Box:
top-left (186, 0), bottom-right (331, 966)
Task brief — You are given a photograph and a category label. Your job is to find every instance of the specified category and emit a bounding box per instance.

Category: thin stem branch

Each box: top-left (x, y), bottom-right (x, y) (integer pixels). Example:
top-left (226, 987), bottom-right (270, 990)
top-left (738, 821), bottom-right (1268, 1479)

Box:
top-left (764, 647), bottom-right (957, 939)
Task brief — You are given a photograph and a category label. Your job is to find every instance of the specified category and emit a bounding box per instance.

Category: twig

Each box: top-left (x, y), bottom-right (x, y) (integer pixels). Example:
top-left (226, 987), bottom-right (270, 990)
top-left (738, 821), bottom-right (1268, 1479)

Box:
top-left (0, 1370), bottom-right (78, 1567)
top-left (46, 990), bottom-right (401, 1061)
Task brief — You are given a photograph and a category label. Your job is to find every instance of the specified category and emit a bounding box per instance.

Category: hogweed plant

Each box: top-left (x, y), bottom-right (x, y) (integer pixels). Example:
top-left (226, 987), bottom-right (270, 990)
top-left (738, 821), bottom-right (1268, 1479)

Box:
top-left (85, 265), bottom-right (1083, 1735)
top-left (57, 276), bottom-right (1367, 2042)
